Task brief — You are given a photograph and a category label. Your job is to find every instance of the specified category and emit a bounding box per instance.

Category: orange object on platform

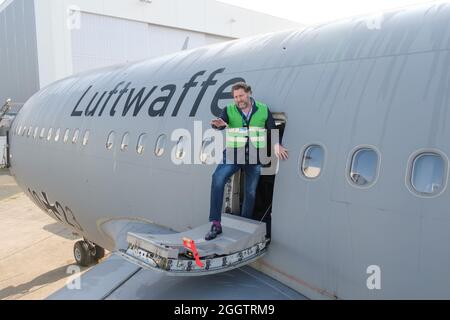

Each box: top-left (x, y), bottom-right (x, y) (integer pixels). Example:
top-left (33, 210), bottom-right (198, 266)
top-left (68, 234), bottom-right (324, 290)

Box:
top-left (183, 237), bottom-right (204, 268)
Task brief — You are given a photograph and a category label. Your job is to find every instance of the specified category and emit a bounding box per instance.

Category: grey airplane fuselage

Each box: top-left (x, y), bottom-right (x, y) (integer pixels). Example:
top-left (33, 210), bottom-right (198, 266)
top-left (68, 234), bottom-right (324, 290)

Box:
top-left (9, 2), bottom-right (450, 299)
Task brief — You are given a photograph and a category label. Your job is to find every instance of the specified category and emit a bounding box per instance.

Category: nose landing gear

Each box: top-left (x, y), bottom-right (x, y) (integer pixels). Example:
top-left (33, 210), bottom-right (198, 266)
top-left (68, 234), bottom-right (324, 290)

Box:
top-left (73, 240), bottom-right (105, 267)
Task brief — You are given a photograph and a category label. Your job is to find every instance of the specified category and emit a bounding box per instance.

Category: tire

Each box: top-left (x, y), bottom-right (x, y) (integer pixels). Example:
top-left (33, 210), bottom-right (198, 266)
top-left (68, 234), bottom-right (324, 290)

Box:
top-left (74, 241), bottom-right (92, 267)
top-left (93, 245), bottom-right (105, 260)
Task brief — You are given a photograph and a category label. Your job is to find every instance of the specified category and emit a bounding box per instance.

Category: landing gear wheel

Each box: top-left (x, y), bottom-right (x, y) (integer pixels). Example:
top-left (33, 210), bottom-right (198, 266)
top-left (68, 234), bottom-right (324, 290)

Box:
top-left (93, 245), bottom-right (105, 261)
top-left (74, 240), bottom-right (93, 267)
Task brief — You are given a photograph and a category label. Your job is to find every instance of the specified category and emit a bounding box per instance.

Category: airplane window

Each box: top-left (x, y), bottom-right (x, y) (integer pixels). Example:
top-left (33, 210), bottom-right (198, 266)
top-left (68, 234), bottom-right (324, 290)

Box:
top-left (106, 131), bottom-right (115, 150)
top-left (349, 148), bottom-right (379, 187)
top-left (411, 153), bottom-right (446, 196)
top-left (47, 128), bottom-right (53, 141)
top-left (27, 127), bottom-right (33, 137)
top-left (72, 129), bottom-right (80, 144)
top-left (121, 132), bottom-right (130, 151)
top-left (33, 127), bottom-right (39, 139)
top-left (63, 129), bottom-right (70, 144)
top-left (16, 126), bottom-right (21, 136)
top-left (54, 128), bottom-right (61, 142)
top-left (301, 145), bottom-right (324, 179)
top-left (39, 128), bottom-right (46, 139)
top-left (200, 136), bottom-right (215, 163)
top-left (155, 134), bottom-right (166, 157)
top-left (175, 136), bottom-right (187, 160)
top-left (22, 127), bottom-right (27, 136)
top-left (137, 133), bottom-right (148, 155)
top-left (82, 130), bottom-right (90, 146)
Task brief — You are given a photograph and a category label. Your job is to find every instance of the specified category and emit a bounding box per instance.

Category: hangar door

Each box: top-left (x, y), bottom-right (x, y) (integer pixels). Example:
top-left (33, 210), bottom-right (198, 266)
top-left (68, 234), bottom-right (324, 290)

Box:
top-left (71, 12), bottom-right (232, 74)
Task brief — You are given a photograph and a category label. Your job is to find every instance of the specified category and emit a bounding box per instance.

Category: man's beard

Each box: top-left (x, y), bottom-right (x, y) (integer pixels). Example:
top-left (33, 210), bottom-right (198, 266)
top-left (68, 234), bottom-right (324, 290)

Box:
top-left (238, 101), bottom-right (249, 109)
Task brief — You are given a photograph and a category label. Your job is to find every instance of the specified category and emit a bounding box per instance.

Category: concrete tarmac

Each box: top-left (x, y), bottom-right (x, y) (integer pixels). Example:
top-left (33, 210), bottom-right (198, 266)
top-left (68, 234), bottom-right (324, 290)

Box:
top-left (0, 169), bottom-right (102, 300)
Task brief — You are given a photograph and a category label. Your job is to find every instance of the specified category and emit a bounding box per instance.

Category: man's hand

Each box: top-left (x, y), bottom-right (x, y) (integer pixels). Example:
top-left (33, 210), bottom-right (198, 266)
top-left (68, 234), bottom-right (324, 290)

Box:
top-left (211, 118), bottom-right (228, 129)
top-left (274, 143), bottom-right (289, 161)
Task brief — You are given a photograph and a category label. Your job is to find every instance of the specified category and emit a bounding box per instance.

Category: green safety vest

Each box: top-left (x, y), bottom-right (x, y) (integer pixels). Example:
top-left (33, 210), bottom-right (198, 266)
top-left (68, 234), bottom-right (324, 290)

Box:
top-left (225, 101), bottom-right (268, 149)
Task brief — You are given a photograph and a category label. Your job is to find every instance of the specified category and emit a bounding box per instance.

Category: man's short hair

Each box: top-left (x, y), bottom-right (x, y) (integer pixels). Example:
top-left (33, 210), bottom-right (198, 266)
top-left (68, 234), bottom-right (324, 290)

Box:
top-left (232, 82), bottom-right (252, 94)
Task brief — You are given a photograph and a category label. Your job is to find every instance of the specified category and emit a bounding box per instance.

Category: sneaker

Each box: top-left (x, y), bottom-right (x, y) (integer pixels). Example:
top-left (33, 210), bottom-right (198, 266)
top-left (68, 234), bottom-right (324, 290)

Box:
top-left (205, 224), bottom-right (222, 241)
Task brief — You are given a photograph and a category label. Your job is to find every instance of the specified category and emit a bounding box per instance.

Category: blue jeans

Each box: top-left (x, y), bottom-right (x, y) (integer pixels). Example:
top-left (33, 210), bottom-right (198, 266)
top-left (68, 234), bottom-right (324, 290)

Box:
top-left (209, 163), bottom-right (261, 222)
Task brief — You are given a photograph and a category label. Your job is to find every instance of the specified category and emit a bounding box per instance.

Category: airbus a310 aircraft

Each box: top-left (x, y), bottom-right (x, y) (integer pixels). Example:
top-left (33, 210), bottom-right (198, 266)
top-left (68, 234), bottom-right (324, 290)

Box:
top-left (6, 1), bottom-right (450, 299)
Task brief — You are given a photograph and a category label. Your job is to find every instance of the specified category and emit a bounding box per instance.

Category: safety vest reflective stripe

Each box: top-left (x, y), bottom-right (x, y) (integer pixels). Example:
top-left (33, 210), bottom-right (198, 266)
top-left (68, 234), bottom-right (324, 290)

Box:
top-left (226, 127), bottom-right (267, 148)
top-left (225, 101), bottom-right (269, 149)
top-left (227, 128), bottom-right (248, 133)
top-left (227, 137), bottom-right (248, 143)
top-left (249, 128), bottom-right (266, 148)
top-left (248, 128), bottom-right (266, 132)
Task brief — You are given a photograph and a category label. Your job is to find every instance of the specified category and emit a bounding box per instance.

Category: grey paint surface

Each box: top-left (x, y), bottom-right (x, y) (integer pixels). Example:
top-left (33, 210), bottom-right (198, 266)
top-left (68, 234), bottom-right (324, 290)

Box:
top-left (49, 255), bottom-right (305, 300)
top-left (106, 265), bottom-right (305, 300)
top-left (9, 2), bottom-right (450, 299)
top-left (0, 0), bottom-right (40, 107)
top-left (48, 255), bottom-right (141, 300)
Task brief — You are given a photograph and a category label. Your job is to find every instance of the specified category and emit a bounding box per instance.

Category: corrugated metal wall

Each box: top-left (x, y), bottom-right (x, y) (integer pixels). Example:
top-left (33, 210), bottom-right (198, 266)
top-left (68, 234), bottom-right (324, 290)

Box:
top-left (0, 0), bottom-right (40, 108)
top-left (71, 12), bottom-right (233, 74)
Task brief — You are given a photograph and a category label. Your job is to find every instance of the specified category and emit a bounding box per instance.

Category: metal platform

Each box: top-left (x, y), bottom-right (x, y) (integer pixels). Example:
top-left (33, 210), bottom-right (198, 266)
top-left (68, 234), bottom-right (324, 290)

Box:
top-left (118, 214), bottom-right (269, 276)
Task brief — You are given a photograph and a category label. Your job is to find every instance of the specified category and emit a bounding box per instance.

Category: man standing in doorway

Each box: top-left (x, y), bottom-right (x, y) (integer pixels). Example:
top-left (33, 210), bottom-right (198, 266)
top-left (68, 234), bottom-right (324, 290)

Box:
top-left (205, 82), bottom-right (289, 241)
